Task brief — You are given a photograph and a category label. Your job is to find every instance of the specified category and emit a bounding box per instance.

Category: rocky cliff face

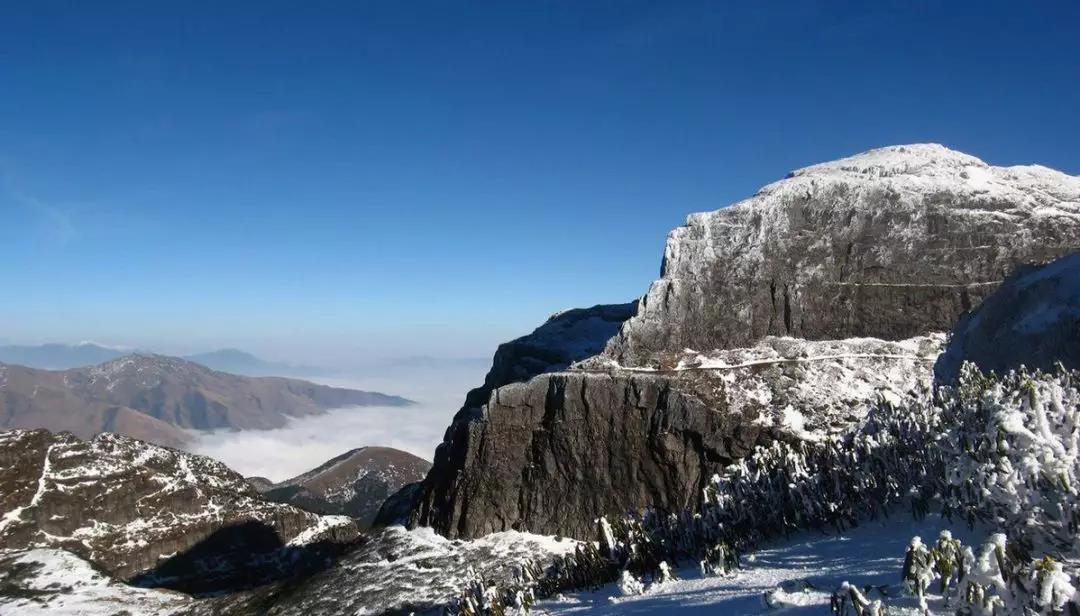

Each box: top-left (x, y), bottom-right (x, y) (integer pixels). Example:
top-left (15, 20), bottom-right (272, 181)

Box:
top-left (935, 251), bottom-right (1080, 382)
top-left (411, 335), bottom-right (943, 539)
top-left (0, 429), bottom-right (360, 584)
top-left (605, 144), bottom-right (1080, 365)
top-left (375, 302), bottom-right (637, 530)
top-left (405, 144), bottom-right (1080, 540)
top-left (461, 302), bottom-right (638, 409)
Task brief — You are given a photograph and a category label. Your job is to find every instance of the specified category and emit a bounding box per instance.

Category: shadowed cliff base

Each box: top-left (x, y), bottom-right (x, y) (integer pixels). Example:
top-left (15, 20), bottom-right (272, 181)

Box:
top-left (128, 520), bottom-right (359, 596)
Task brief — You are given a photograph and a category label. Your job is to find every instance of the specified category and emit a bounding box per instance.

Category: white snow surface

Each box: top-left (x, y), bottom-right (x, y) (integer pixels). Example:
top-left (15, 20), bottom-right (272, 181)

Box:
top-left (582, 334), bottom-right (944, 438)
top-left (0, 548), bottom-right (191, 615)
top-left (667, 144), bottom-right (1080, 280)
top-left (540, 514), bottom-right (980, 615)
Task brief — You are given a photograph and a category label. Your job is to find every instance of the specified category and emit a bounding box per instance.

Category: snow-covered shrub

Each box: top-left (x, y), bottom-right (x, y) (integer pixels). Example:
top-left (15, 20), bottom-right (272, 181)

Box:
top-left (657, 561), bottom-right (677, 584)
top-left (902, 536), bottom-right (934, 611)
top-left (937, 364), bottom-right (1080, 551)
top-left (871, 531), bottom-right (1080, 615)
top-left (617, 570), bottom-right (645, 596)
top-left (830, 581), bottom-right (883, 616)
top-left (453, 566), bottom-right (507, 616)
top-left (699, 388), bottom-right (948, 551)
top-left (700, 541), bottom-right (739, 577)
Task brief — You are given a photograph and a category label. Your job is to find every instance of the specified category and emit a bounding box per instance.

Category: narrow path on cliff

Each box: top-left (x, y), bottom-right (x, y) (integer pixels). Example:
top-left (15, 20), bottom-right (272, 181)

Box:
top-left (577, 352), bottom-right (937, 375)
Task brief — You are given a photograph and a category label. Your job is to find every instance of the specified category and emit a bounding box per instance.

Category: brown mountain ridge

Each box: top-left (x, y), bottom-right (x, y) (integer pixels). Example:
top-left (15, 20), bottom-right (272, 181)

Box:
top-left (0, 354), bottom-right (412, 447)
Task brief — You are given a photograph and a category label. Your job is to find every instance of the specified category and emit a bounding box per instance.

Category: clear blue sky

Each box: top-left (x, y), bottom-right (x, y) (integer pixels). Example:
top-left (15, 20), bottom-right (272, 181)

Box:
top-left (1, 1), bottom-right (1077, 362)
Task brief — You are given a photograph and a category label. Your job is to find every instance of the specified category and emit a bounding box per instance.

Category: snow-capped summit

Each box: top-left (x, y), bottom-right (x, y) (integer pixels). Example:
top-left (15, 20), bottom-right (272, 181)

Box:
top-left (792, 143), bottom-right (983, 176)
top-left (780, 142), bottom-right (1079, 204)
top-left (608, 144), bottom-right (1080, 363)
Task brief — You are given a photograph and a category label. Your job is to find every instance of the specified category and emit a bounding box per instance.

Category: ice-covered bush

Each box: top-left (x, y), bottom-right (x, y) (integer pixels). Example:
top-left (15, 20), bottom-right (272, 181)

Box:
top-left (938, 364), bottom-right (1080, 551)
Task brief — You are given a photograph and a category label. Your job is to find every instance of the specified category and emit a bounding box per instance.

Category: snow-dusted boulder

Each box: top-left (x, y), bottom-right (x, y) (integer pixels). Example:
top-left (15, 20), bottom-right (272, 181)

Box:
top-left (0, 548), bottom-right (193, 615)
top-left (936, 251), bottom-right (1080, 382)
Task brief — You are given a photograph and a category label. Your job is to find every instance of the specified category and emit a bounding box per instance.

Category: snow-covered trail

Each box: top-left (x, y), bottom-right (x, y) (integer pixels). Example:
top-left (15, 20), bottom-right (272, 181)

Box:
top-left (538, 515), bottom-right (980, 615)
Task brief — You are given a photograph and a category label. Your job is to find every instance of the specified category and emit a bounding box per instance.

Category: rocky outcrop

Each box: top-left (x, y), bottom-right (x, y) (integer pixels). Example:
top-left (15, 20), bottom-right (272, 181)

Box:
top-left (374, 303), bottom-right (636, 529)
top-left (0, 354), bottom-right (411, 447)
top-left (404, 145), bottom-right (1080, 541)
top-left (411, 336), bottom-right (943, 539)
top-left (185, 527), bottom-right (577, 616)
top-left (605, 144), bottom-right (1080, 365)
top-left (0, 429), bottom-right (360, 583)
top-left (262, 446), bottom-right (431, 527)
top-left (462, 302), bottom-right (637, 408)
top-left (935, 251), bottom-right (1080, 382)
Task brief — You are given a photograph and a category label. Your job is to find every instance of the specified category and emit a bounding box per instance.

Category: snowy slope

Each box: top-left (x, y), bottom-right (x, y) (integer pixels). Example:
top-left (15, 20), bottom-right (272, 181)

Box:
top-left (580, 334), bottom-right (944, 439)
top-left (0, 429), bottom-right (359, 582)
top-left (540, 515), bottom-right (978, 615)
top-left (0, 548), bottom-right (192, 615)
top-left (190, 525), bottom-right (580, 615)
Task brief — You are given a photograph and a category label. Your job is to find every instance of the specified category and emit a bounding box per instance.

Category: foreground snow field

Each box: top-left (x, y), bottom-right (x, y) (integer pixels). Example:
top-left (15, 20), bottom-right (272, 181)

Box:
top-left (0, 548), bottom-right (190, 615)
top-left (540, 514), bottom-right (979, 615)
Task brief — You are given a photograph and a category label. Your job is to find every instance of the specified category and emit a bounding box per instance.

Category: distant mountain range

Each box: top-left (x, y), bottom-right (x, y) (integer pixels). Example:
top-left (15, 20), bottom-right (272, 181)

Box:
top-left (0, 342), bottom-right (130, 370)
top-left (0, 354), bottom-right (413, 447)
top-left (0, 342), bottom-right (326, 377)
top-left (183, 348), bottom-right (325, 377)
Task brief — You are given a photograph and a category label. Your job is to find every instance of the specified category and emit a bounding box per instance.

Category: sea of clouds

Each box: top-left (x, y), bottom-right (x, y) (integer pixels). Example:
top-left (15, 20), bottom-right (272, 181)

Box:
top-left (189, 361), bottom-right (487, 482)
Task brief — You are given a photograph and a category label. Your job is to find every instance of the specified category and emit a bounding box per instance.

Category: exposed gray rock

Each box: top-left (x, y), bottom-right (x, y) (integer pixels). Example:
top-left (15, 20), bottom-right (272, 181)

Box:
top-left (605, 144), bottom-right (1080, 365)
top-left (462, 302), bottom-right (638, 409)
top-left (374, 303), bottom-right (636, 529)
top-left (935, 251), bottom-right (1080, 382)
top-left (411, 336), bottom-right (942, 539)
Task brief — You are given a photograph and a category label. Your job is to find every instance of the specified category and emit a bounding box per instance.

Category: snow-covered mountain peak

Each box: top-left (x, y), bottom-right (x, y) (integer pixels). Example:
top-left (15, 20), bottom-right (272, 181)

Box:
top-left (788, 143), bottom-right (986, 179)
top-left (726, 143), bottom-right (1080, 223)
top-left (596, 145), bottom-right (1080, 365)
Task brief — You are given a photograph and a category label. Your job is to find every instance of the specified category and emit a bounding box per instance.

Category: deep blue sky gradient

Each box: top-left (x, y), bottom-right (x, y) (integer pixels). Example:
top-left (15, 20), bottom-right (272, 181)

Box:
top-left (2, 1), bottom-right (1078, 361)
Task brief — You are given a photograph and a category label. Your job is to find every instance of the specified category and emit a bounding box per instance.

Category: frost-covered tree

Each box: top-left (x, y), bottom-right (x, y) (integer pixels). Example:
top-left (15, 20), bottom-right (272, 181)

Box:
top-left (617, 570), bottom-right (645, 596)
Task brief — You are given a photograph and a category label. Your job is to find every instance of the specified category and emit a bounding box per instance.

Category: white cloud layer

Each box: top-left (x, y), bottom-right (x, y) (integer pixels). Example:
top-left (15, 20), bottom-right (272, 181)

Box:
top-left (188, 362), bottom-right (486, 482)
